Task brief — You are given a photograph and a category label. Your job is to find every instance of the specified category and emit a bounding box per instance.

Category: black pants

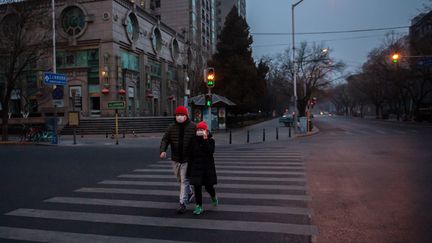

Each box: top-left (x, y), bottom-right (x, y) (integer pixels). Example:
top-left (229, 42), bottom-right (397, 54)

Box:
top-left (194, 184), bottom-right (216, 206)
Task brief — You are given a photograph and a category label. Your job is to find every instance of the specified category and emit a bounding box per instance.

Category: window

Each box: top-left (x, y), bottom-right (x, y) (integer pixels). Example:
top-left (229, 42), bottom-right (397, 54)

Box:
top-left (61, 6), bottom-right (86, 36)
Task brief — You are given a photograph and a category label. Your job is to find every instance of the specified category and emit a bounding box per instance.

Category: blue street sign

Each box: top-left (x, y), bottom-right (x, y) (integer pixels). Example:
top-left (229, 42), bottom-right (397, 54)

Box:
top-left (44, 72), bottom-right (67, 85)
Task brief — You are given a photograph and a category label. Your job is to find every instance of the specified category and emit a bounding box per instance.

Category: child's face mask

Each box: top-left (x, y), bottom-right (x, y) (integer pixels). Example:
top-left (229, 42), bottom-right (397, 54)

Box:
top-left (176, 115), bottom-right (187, 123)
top-left (196, 130), bottom-right (206, 136)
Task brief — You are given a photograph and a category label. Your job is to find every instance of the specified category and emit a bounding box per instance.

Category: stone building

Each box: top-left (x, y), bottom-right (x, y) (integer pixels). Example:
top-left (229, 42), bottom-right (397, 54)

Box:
top-left (1, 0), bottom-right (189, 121)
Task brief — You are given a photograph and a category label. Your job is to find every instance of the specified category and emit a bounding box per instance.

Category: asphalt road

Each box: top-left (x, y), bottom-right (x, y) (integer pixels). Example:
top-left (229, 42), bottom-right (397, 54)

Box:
top-left (298, 116), bottom-right (432, 243)
top-left (0, 142), bottom-right (315, 242)
top-left (1, 116), bottom-right (431, 242)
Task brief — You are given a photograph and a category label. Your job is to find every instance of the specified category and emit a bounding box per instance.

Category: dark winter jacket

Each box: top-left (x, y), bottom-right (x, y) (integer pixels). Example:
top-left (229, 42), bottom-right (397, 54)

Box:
top-left (186, 134), bottom-right (217, 186)
top-left (160, 119), bottom-right (196, 163)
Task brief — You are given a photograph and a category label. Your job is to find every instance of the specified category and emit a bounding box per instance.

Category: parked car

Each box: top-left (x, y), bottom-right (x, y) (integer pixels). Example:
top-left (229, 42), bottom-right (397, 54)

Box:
top-left (279, 112), bottom-right (295, 127)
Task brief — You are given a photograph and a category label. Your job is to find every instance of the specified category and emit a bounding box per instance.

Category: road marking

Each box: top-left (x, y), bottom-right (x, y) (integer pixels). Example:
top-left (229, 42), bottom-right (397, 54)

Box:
top-left (45, 197), bottom-right (313, 215)
top-left (376, 130), bottom-right (386, 134)
top-left (344, 131), bottom-right (353, 135)
top-left (158, 160), bottom-right (304, 165)
top-left (215, 155), bottom-right (302, 159)
top-left (410, 130), bottom-right (418, 133)
top-left (118, 174), bottom-right (306, 182)
top-left (75, 187), bottom-right (310, 201)
top-left (6, 209), bottom-right (318, 236)
top-left (98, 180), bottom-right (307, 190)
top-left (134, 169), bottom-right (305, 176)
top-left (0, 226), bottom-right (193, 243)
top-left (149, 164), bottom-right (305, 170)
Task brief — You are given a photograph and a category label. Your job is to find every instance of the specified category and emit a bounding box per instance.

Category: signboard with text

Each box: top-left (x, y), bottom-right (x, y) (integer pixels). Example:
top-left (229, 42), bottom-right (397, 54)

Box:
top-left (107, 101), bottom-right (125, 110)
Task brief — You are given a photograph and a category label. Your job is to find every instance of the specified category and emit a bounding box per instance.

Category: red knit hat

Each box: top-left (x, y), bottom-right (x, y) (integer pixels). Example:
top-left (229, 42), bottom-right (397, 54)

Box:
top-left (196, 121), bottom-right (208, 131)
top-left (175, 106), bottom-right (188, 116)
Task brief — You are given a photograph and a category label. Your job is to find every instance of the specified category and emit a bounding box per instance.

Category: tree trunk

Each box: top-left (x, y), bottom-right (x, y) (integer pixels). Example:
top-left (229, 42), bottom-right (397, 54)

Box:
top-left (1, 109), bottom-right (9, 141)
top-left (375, 104), bottom-right (380, 119)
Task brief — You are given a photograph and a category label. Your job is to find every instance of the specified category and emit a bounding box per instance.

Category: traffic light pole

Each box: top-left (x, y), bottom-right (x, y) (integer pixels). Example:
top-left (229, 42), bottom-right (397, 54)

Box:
top-left (207, 88), bottom-right (212, 132)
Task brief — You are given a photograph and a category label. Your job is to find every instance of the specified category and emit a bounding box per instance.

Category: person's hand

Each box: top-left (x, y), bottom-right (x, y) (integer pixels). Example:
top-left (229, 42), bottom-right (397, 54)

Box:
top-left (203, 131), bottom-right (208, 140)
top-left (160, 152), bottom-right (167, 159)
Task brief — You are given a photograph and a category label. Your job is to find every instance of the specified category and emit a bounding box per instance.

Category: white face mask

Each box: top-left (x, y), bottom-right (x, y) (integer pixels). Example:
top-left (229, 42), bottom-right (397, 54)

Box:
top-left (196, 130), bottom-right (206, 136)
top-left (176, 115), bottom-right (187, 123)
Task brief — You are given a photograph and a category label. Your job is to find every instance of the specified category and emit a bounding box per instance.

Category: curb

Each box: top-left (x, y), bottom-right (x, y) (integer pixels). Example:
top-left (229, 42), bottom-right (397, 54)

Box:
top-left (295, 127), bottom-right (320, 138)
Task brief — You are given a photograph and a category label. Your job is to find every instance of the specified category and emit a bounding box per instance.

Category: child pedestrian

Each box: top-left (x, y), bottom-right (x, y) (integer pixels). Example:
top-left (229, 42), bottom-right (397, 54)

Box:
top-left (187, 121), bottom-right (218, 215)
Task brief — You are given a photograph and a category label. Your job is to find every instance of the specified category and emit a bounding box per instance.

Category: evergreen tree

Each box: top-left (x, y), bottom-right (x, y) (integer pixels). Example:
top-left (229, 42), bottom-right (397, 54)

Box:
top-left (209, 6), bottom-right (265, 114)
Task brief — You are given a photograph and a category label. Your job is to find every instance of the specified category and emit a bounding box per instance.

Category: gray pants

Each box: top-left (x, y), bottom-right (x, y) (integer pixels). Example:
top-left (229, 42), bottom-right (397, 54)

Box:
top-left (172, 161), bottom-right (192, 205)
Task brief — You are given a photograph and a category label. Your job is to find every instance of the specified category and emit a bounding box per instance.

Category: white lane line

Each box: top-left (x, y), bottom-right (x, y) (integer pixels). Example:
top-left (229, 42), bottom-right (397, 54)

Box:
top-left (0, 226), bottom-right (194, 243)
top-left (75, 187), bottom-right (310, 201)
top-left (118, 174), bottom-right (306, 182)
top-left (214, 162), bottom-right (304, 166)
top-left (6, 209), bottom-right (318, 236)
top-left (344, 131), bottom-right (353, 135)
top-left (134, 169), bottom-right (305, 176)
top-left (45, 197), bottom-right (313, 215)
top-left (410, 130), bottom-right (418, 133)
top-left (215, 156), bottom-right (302, 158)
top-left (149, 164), bottom-right (305, 170)
top-left (158, 161), bottom-right (304, 165)
top-left (376, 130), bottom-right (386, 134)
top-left (98, 180), bottom-right (307, 190)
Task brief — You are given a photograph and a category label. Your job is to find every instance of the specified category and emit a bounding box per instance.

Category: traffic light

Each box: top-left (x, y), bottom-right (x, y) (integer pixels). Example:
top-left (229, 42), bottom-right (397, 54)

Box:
top-left (205, 94), bottom-right (212, 107)
top-left (392, 53), bottom-right (399, 63)
top-left (206, 68), bottom-right (215, 88)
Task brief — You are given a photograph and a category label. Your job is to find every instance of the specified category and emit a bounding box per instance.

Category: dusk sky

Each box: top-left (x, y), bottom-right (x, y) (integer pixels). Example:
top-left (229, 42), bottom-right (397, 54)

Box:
top-left (247, 0), bottom-right (427, 75)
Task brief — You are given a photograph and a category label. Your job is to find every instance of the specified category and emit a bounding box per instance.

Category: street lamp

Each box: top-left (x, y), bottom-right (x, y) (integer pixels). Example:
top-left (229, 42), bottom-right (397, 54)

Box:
top-left (292, 0), bottom-right (304, 125)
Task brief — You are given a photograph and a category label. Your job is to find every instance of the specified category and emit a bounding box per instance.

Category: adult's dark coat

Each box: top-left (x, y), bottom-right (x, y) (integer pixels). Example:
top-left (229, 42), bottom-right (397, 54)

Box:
top-left (187, 135), bottom-right (217, 186)
top-left (160, 119), bottom-right (196, 163)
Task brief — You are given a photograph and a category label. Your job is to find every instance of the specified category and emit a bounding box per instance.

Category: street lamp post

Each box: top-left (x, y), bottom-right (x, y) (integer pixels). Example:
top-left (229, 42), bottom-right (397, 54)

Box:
top-left (292, 0), bottom-right (304, 128)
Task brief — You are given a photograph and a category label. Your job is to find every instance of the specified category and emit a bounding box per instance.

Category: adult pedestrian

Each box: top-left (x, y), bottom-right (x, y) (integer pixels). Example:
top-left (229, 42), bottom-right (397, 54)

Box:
top-left (160, 106), bottom-right (196, 214)
top-left (187, 121), bottom-right (218, 215)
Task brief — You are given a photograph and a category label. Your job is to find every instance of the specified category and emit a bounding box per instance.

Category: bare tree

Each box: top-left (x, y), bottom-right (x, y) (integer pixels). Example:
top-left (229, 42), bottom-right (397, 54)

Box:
top-left (0, 0), bottom-right (51, 141)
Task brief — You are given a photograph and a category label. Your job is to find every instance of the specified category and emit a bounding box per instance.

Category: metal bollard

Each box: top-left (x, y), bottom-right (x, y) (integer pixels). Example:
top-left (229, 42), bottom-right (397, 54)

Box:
top-left (106, 132), bottom-right (108, 138)
top-left (80, 130), bottom-right (83, 138)
top-left (289, 126), bottom-right (291, 138)
top-left (123, 130), bottom-right (126, 138)
top-left (276, 127), bottom-right (279, 140)
top-left (229, 130), bottom-right (232, 144)
top-left (247, 130), bottom-right (250, 143)
top-left (263, 128), bottom-right (266, 142)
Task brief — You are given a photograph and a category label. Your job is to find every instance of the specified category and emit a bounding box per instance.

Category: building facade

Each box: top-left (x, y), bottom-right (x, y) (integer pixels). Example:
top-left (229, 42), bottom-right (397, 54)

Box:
top-left (1, 0), bottom-right (189, 121)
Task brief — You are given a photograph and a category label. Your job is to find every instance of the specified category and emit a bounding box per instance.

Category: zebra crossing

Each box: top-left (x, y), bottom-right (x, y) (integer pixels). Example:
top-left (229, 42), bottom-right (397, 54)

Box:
top-left (0, 148), bottom-right (318, 242)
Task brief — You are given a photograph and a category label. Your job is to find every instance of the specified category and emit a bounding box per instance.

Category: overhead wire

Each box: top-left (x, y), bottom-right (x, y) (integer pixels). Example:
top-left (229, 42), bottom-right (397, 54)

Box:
top-left (251, 26), bottom-right (410, 36)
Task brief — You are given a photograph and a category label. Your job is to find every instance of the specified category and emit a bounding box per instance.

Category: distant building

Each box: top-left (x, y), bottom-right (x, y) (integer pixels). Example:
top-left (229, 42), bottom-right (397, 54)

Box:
top-left (215, 0), bottom-right (246, 38)
top-left (409, 11), bottom-right (432, 55)
top-left (1, 0), bottom-right (189, 121)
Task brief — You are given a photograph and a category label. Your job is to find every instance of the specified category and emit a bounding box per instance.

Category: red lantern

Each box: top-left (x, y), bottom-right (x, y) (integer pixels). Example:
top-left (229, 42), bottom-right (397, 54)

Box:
top-left (101, 88), bottom-right (110, 95)
top-left (118, 89), bottom-right (126, 96)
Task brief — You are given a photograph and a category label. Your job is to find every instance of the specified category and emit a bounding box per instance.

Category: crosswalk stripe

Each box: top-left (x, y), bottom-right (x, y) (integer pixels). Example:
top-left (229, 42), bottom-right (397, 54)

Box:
top-left (376, 130), bottom-right (386, 134)
top-left (0, 226), bottom-right (193, 243)
top-left (216, 162), bottom-right (304, 165)
top-left (158, 161), bottom-right (304, 165)
top-left (134, 169), bottom-right (305, 176)
top-left (149, 164), bottom-right (305, 170)
top-left (214, 153), bottom-right (302, 156)
top-left (75, 187), bottom-right (310, 201)
top-left (98, 180), bottom-right (307, 190)
top-left (6, 209), bottom-right (318, 236)
top-left (215, 156), bottom-right (302, 158)
top-left (45, 197), bottom-right (313, 215)
top-left (118, 174), bottom-right (306, 182)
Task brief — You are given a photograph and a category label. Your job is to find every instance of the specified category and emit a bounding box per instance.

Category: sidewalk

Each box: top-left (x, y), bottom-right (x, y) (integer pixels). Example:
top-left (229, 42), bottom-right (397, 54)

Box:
top-left (0, 118), bottom-right (319, 147)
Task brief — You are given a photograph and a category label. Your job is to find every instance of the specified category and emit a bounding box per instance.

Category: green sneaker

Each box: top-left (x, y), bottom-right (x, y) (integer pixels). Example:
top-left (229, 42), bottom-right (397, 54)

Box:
top-left (193, 205), bottom-right (203, 215)
top-left (211, 197), bottom-right (219, 207)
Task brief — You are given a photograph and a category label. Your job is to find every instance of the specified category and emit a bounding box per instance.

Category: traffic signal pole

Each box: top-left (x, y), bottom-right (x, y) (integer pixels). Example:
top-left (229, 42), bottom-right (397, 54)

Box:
top-left (208, 88), bottom-right (212, 132)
